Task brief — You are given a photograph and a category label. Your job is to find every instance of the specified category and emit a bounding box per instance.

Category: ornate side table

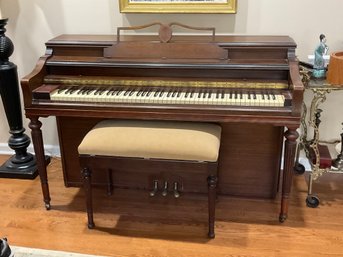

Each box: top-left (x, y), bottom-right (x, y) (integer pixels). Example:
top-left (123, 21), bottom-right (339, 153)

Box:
top-left (295, 74), bottom-right (343, 208)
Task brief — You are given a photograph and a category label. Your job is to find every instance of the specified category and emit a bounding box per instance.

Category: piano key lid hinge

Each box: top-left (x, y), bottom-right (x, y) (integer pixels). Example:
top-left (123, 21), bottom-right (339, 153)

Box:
top-left (103, 22), bottom-right (229, 61)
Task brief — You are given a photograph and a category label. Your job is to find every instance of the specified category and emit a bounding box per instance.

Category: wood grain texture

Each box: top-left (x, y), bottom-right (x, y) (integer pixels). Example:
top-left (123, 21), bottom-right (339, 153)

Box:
top-left (56, 117), bottom-right (283, 199)
top-left (1, 155), bottom-right (343, 257)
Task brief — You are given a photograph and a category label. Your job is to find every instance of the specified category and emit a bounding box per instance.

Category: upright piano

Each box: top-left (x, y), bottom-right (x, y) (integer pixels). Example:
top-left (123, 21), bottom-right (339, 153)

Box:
top-left (21, 23), bottom-right (304, 222)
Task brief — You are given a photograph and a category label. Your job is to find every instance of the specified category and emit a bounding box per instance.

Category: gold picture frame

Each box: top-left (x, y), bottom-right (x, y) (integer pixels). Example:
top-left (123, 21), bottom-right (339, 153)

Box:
top-left (119, 0), bottom-right (237, 14)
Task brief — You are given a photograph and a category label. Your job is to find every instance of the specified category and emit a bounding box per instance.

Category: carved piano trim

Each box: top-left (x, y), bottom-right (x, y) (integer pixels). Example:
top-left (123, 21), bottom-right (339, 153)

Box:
top-left (104, 22), bottom-right (228, 61)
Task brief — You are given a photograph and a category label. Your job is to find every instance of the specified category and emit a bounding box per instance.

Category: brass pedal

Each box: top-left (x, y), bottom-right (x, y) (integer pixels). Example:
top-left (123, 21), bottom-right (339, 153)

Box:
top-left (149, 180), bottom-right (159, 197)
top-left (162, 181), bottom-right (168, 197)
top-left (173, 181), bottom-right (180, 198)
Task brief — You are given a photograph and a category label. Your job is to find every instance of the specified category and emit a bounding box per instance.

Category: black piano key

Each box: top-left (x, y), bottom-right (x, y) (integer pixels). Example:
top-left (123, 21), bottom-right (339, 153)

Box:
top-left (64, 87), bottom-right (73, 94)
top-left (198, 90), bottom-right (202, 98)
top-left (94, 88), bottom-right (104, 95)
top-left (124, 88), bottom-right (132, 96)
top-left (77, 87), bottom-right (85, 95)
top-left (177, 90), bottom-right (181, 98)
top-left (106, 87), bottom-right (114, 96)
top-left (86, 88), bottom-right (95, 95)
top-left (154, 89), bottom-right (160, 97)
top-left (68, 87), bottom-right (78, 94)
top-left (111, 88), bottom-right (118, 96)
top-left (68, 87), bottom-right (78, 95)
top-left (81, 87), bottom-right (90, 95)
top-left (98, 88), bottom-right (107, 96)
top-left (58, 87), bottom-right (68, 94)
top-left (136, 89), bottom-right (143, 97)
top-left (190, 90), bottom-right (195, 98)
top-left (90, 87), bottom-right (97, 95)
top-left (115, 89), bottom-right (122, 96)
top-left (167, 89), bottom-right (173, 97)
top-left (140, 89), bottom-right (146, 97)
top-left (128, 89), bottom-right (136, 96)
top-left (146, 88), bottom-right (152, 97)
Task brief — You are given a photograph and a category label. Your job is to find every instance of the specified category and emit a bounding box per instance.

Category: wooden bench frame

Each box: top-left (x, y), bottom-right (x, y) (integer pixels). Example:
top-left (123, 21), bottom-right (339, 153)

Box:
top-left (80, 155), bottom-right (218, 238)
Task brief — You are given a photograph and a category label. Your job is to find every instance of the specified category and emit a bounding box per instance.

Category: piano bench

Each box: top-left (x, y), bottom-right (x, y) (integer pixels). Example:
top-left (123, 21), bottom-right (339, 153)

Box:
top-left (78, 119), bottom-right (221, 238)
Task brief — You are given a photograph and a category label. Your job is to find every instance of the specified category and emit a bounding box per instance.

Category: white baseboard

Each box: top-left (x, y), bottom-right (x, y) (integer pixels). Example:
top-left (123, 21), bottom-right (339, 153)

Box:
top-left (0, 142), bottom-right (311, 171)
top-left (0, 143), bottom-right (61, 157)
top-left (297, 157), bottom-right (311, 171)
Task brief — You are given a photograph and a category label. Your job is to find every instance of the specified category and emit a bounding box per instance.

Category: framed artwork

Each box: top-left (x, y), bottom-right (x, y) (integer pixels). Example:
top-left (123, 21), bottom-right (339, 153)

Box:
top-left (119, 0), bottom-right (237, 14)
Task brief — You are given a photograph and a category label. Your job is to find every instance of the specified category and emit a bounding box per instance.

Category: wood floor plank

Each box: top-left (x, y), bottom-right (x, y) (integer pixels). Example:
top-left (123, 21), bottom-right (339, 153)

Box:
top-left (1, 155), bottom-right (343, 257)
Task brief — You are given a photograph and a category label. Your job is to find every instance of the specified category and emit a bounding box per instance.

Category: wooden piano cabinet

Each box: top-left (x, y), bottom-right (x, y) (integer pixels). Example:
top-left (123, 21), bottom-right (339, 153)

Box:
top-left (21, 33), bottom-right (303, 222)
top-left (218, 123), bottom-right (283, 199)
top-left (56, 116), bottom-right (283, 199)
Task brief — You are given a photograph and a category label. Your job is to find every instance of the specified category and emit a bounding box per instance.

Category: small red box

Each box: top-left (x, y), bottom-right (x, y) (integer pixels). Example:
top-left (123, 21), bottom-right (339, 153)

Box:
top-left (309, 144), bottom-right (332, 168)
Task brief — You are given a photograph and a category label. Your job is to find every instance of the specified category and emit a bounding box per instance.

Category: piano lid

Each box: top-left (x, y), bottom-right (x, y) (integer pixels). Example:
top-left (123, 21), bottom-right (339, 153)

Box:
top-left (103, 22), bottom-right (229, 61)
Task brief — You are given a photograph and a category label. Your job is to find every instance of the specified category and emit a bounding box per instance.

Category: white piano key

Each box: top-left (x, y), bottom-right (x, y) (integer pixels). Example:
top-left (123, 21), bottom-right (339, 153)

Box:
top-left (48, 86), bottom-right (288, 108)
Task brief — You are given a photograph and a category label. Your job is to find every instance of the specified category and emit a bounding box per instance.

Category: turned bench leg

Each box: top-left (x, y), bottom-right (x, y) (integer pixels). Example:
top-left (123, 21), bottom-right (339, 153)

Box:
top-left (81, 167), bottom-right (95, 229)
top-left (207, 174), bottom-right (218, 239)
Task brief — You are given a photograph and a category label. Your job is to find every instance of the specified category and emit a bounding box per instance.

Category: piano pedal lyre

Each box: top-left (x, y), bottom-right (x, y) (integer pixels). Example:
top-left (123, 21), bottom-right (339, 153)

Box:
top-left (150, 180), bottom-right (181, 198)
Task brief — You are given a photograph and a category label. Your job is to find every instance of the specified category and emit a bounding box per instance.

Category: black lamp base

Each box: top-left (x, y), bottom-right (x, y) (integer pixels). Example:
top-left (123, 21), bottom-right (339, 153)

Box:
top-left (0, 153), bottom-right (38, 179)
top-left (0, 154), bottom-right (51, 179)
top-left (0, 18), bottom-right (42, 180)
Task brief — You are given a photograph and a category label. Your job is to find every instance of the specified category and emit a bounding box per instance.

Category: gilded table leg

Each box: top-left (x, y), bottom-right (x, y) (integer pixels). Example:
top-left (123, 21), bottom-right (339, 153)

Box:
top-left (28, 116), bottom-right (51, 210)
top-left (279, 127), bottom-right (298, 222)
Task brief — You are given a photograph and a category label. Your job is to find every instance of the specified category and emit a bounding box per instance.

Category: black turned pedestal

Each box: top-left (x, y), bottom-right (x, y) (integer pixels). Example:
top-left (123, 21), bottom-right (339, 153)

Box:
top-left (0, 18), bottom-right (38, 179)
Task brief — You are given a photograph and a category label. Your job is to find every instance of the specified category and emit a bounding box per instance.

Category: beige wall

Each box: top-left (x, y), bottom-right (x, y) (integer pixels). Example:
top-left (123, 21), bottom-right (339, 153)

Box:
top-left (0, 0), bottom-right (343, 153)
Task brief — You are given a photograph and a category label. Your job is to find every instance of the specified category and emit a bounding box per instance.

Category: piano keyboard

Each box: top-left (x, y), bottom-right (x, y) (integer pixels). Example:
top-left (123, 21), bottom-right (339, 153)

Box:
top-left (39, 85), bottom-right (290, 107)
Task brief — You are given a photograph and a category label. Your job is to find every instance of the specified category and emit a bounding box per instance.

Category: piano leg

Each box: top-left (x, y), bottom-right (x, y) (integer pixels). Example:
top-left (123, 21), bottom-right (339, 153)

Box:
top-left (207, 174), bottom-right (218, 239)
top-left (28, 116), bottom-right (51, 210)
top-left (279, 127), bottom-right (299, 222)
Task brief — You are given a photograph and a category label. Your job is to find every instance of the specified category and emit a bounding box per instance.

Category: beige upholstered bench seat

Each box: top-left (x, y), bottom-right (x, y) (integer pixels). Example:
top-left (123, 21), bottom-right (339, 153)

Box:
top-left (78, 120), bottom-right (221, 162)
top-left (78, 119), bottom-right (221, 238)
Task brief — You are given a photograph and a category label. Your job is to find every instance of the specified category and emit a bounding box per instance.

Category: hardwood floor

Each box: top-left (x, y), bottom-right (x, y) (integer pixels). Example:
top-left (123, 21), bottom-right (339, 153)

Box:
top-left (1, 155), bottom-right (343, 257)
